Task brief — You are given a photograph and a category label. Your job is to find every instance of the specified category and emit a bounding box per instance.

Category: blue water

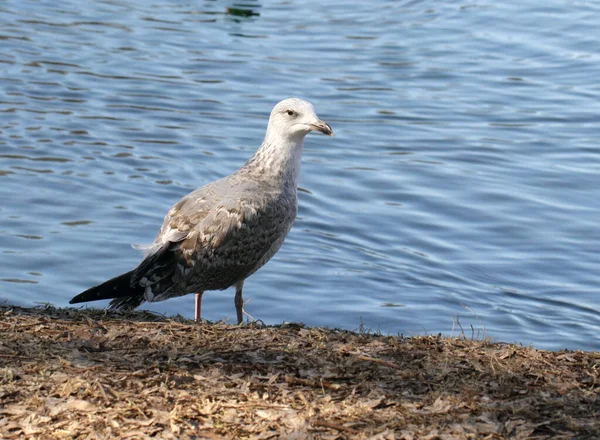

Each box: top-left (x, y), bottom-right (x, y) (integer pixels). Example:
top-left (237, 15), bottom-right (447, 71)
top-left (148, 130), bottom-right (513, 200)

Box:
top-left (1, 0), bottom-right (599, 351)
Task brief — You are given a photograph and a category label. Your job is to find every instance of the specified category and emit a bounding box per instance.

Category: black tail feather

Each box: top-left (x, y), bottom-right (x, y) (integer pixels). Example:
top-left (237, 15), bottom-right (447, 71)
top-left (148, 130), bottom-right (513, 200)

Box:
top-left (69, 270), bottom-right (143, 304)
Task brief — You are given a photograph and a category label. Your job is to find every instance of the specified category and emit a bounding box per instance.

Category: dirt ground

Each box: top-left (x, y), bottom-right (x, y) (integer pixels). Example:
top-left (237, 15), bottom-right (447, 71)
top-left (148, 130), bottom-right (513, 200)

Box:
top-left (0, 305), bottom-right (598, 439)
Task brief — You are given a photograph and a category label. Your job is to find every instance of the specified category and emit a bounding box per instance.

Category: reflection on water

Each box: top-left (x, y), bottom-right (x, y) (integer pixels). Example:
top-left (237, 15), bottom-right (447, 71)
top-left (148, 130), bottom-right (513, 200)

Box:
top-left (1, 0), bottom-right (600, 351)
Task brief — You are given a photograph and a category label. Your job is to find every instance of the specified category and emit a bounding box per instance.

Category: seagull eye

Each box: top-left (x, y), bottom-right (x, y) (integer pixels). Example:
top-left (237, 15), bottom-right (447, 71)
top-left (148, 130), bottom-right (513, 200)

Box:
top-left (286, 110), bottom-right (295, 116)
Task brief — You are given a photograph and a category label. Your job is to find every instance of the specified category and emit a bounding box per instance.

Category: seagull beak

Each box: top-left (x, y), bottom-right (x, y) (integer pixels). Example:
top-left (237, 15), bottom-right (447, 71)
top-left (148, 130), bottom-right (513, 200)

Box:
top-left (309, 120), bottom-right (333, 136)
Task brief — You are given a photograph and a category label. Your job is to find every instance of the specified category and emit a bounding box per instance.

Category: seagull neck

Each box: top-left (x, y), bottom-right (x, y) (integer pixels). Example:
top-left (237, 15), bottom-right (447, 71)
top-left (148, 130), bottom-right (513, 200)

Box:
top-left (243, 135), bottom-right (305, 191)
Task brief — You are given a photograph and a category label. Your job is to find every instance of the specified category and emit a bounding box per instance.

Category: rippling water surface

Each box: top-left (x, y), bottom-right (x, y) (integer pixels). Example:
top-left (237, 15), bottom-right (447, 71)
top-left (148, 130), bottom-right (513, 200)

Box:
top-left (1, 0), bottom-right (599, 350)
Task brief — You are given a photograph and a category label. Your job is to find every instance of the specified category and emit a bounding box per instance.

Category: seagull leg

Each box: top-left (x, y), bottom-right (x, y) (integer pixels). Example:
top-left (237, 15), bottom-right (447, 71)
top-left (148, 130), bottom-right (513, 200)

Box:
top-left (194, 292), bottom-right (204, 322)
top-left (234, 280), bottom-right (244, 325)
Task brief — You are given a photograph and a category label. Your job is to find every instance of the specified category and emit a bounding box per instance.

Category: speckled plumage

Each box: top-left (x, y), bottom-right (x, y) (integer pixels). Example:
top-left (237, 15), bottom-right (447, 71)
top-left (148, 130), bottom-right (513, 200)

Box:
top-left (70, 98), bottom-right (332, 323)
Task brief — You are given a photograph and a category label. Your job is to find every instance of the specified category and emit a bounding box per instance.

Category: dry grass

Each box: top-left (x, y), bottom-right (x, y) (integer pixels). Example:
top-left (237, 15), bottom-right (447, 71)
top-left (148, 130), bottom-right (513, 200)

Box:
top-left (1, 305), bottom-right (598, 439)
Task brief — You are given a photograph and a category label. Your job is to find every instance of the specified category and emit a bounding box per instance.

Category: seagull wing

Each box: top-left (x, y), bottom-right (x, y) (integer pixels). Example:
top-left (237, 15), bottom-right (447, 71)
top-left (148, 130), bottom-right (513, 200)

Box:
top-left (131, 178), bottom-right (293, 299)
top-left (129, 180), bottom-right (226, 289)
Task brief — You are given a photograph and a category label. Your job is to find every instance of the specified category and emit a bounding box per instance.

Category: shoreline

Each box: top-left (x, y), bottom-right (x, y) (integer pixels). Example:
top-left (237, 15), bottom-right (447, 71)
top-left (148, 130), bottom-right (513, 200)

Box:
top-left (1, 304), bottom-right (598, 439)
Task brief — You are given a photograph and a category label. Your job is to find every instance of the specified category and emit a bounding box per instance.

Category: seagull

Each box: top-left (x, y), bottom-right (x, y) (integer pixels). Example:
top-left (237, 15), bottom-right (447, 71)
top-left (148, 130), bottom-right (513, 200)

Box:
top-left (69, 98), bottom-right (333, 324)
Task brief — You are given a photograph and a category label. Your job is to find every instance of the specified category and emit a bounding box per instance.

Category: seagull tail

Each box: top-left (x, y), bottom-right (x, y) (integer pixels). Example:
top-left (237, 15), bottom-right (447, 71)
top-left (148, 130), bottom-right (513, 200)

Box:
top-left (69, 270), bottom-right (142, 305)
top-left (107, 295), bottom-right (145, 311)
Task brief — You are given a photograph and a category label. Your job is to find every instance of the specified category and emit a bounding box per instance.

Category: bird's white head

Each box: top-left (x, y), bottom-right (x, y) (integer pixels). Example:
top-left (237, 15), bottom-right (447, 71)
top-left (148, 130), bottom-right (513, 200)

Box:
top-left (244, 98), bottom-right (332, 188)
top-left (265, 98), bottom-right (333, 143)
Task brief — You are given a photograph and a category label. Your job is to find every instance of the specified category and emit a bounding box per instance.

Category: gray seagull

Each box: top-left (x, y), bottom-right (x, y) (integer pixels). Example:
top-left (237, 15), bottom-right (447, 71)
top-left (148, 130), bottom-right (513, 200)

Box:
top-left (69, 98), bottom-right (333, 324)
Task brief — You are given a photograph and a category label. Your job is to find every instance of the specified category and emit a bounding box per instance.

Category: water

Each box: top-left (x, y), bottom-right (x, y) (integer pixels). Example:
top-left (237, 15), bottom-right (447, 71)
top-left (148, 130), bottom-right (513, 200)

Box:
top-left (1, 0), bottom-right (599, 351)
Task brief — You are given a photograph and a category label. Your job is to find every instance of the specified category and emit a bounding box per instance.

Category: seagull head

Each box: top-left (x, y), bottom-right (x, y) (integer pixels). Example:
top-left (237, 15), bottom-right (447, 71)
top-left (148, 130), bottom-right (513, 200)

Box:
top-left (266, 98), bottom-right (333, 142)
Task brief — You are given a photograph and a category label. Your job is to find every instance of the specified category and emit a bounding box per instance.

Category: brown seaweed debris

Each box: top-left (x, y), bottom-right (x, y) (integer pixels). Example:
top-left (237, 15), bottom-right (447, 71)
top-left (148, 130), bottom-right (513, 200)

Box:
top-left (0, 304), bottom-right (598, 439)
